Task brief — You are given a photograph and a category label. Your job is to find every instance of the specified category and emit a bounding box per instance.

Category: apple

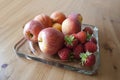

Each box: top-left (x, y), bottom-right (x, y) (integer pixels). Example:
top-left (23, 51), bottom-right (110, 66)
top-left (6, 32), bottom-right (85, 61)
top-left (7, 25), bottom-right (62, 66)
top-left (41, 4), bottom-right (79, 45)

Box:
top-left (23, 20), bottom-right (44, 42)
top-left (62, 18), bottom-right (81, 35)
top-left (52, 23), bottom-right (62, 32)
top-left (50, 11), bottom-right (66, 24)
top-left (68, 13), bottom-right (83, 23)
top-left (34, 14), bottom-right (52, 28)
top-left (38, 28), bottom-right (64, 55)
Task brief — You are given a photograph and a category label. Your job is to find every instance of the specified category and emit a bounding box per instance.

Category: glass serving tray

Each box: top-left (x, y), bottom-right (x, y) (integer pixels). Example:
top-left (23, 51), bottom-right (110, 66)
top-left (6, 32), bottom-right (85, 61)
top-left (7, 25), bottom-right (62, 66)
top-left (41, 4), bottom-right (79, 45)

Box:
top-left (14, 24), bottom-right (100, 75)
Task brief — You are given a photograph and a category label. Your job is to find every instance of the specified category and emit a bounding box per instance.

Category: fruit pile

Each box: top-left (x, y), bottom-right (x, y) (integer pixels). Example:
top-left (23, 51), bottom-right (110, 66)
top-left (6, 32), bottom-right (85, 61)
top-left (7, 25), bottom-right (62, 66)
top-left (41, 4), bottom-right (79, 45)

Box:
top-left (23, 11), bottom-right (97, 67)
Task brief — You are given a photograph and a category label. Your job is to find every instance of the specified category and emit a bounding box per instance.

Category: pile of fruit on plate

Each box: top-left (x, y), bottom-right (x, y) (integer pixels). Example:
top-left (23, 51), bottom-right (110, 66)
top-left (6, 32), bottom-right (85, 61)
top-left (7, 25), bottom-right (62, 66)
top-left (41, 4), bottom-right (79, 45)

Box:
top-left (23, 11), bottom-right (98, 67)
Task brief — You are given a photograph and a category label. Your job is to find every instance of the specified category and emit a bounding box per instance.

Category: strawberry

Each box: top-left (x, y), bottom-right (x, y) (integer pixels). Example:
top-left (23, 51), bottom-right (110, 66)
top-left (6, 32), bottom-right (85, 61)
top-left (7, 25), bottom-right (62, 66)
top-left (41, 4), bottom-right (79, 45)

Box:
top-left (73, 44), bottom-right (84, 59)
top-left (71, 33), bottom-right (78, 39)
top-left (83, 27), bottom-right (93, 35)
top-left (64, 35), bottom-right (79, 49)
top-left (90, 37), bottom-right (97, 44)
top-left (83, 27), bottom-right (94, 41)
top-left (80, 51), bottom-right (95, 67)
top-left (85, 42), bottom-right (97, 53)
top-left (76, 31), bottom-right (87, 43)
top-left (58, 48), bottom-right (71, 60)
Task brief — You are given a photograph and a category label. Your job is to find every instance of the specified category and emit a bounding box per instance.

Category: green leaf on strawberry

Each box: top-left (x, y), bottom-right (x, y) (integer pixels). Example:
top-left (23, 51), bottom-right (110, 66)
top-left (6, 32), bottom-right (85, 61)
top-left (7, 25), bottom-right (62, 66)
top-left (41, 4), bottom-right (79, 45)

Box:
top-left (80, 52), bottom-right (89, 65)
top-left (87, 32), bottom-right (92, 41)
top-left (80, 51), bottom-right (95, 67)
top-left (65, 35), bottom-right (74, 46)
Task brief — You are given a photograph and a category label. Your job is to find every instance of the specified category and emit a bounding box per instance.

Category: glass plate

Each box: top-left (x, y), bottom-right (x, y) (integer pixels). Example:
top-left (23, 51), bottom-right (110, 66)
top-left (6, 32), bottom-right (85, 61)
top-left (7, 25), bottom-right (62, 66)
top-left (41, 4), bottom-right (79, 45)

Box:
top-left (14, 24), bottom-right (100, 75)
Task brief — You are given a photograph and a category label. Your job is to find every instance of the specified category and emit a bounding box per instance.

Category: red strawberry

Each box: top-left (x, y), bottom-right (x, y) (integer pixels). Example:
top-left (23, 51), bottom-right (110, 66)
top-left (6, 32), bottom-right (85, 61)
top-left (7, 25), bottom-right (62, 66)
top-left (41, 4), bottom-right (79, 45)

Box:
top-left (64, 35), bottom-right (79, 49)
top-left (58, 48), bottom-right (71, 60)
top-left (80, 52), bottom-right (95, 67)
top-left (83, 27), bottom-right (93, 35)
top-left (71, 33), bottom-right (78, 39)
top-left (76, 31), bottom-right (87, 43)
top-left (73, 44), bottom-right (84, 59)
top-left (90, 37), bottom-right (97, 44)
top-left (85, 42), bottom-right (97, 53)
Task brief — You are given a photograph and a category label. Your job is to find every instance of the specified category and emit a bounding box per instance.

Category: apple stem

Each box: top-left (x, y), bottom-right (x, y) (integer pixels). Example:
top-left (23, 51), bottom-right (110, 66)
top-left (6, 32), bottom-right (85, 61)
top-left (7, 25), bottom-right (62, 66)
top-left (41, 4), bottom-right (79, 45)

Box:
top-left (27, 32), bottom-right (33, 38)
top-left (38, 38), bottom-right (42, 42)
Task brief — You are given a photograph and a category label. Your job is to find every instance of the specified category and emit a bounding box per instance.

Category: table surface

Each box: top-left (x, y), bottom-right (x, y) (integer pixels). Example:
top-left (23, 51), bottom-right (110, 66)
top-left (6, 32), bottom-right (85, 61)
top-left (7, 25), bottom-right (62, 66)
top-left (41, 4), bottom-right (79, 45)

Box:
top-left (0, 0), bottom-right (120, 80)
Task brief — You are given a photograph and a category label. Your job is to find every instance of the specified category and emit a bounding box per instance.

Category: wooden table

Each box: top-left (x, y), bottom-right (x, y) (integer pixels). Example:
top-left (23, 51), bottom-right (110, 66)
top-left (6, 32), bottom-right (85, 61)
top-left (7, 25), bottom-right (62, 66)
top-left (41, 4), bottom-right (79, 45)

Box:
top-left (0, 0), bottom-right (120, 80)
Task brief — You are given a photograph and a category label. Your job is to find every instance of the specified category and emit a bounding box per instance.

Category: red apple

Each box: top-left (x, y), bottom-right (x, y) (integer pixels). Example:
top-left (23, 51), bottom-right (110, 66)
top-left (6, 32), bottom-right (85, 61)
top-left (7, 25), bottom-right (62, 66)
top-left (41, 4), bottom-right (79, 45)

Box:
top-left (23, 20), bottom-right (44, 42)
top-left (34, 14), bottom-right (52, 28)
top-left (50, 11), bottom-right (66, 24)
top-left (38, 28), bottom-right (64, 55)
top-left (68, 13), bottom-right (83, 23)
top-left (62, 18), bottom-right (81, 35)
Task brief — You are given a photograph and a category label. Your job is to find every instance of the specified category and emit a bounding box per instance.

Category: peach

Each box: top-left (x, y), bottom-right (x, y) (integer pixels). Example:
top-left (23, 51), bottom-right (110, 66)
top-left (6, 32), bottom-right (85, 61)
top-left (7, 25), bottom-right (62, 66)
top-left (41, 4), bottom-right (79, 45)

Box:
top-left (62, 18), bottom-right (81, 35)
top-left (34, 14), bottom-right (52, 28)
top-left (50, 11), bottom-right (66, 24)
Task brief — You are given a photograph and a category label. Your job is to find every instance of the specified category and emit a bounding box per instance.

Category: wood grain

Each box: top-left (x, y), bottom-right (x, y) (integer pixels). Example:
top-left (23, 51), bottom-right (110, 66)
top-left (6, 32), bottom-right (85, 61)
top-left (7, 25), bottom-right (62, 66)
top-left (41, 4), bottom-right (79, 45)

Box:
top-left (0, 0), bottom-right (120, 80)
